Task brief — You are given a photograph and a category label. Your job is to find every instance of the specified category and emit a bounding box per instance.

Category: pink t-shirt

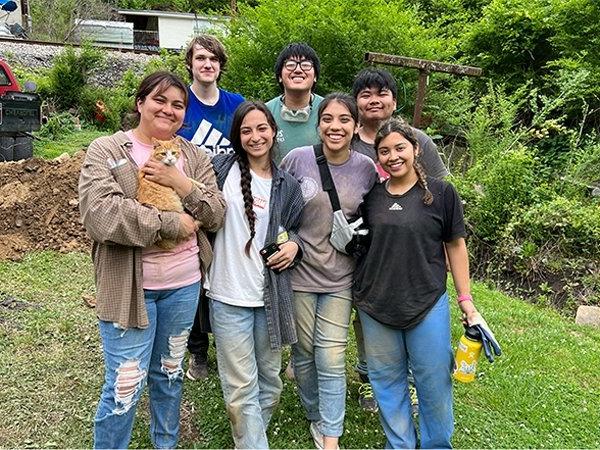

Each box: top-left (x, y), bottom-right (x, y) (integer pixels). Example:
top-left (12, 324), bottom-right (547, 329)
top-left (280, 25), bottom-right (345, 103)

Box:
top-left (126, 130), bottom-right (201, 290)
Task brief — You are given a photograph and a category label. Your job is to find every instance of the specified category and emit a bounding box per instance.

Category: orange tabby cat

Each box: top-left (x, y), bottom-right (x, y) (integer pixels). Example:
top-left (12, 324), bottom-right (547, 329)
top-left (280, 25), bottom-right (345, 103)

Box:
top-left (137, 137), bottom-right (186, 250)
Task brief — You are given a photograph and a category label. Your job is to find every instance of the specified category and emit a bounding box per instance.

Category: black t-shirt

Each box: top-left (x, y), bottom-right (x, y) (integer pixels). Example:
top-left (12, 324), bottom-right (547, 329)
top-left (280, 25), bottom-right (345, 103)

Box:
top-left (353, 178), bottom-right (466, 329)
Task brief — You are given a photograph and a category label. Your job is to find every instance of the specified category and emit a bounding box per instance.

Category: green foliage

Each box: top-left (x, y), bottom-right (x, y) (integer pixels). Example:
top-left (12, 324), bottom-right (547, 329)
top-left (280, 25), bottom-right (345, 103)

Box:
top-left (77, 51), bottom-right (190, 131)
top-left (143, 49), bottom-right (189, 81)
top-left (458, 145), bottom-right (539, 242)
top-left (114, 0), bottom-right (254, 13)
top-left (506, 194), bottom-right (600, 259)
top-left (40, 44), bottom-right (105, 111)
top-left (29, 0), bottom-right (114, 42)
top-left (402, 0), bottom-right (491, 47)
top-left (464, 0), bottom-right (554, 84)
top-left (78, 85), bottom-right (134, 131)
top-left (222, 0), bottom-right (448, 100)
top-left (462, 0), bottom-right (599, 129)
top-left (452, 78), bottom-right (600, 309)
top-left (35, 112), bottom-right (79, 140)
top-left (563, 140), bottom-right (600, 196)
top-left (462, 83), bottom-right (524, 160)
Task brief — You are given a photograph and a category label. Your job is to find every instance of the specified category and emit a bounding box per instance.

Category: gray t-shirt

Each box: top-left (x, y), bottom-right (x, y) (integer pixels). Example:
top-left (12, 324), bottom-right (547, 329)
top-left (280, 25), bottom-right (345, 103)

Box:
top-left (352, 127), bottom-right (449, 179)
top-left (280, 146), bottom-right (378, 293)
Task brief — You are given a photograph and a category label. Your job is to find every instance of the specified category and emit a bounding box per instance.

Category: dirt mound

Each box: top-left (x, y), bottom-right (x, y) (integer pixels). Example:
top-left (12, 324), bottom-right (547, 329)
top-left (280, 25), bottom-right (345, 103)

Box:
top-left (0, 152), bottom-right (91, 261)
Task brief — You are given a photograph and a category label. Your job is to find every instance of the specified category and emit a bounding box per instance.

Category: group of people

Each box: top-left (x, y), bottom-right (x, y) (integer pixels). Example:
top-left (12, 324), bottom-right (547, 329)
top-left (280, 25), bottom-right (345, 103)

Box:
top-left (79, 35), bottom-right (485, 449)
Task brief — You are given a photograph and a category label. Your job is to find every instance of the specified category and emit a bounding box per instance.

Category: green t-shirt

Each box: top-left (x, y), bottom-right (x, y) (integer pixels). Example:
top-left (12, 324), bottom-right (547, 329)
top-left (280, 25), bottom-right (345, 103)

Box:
top-left (266, 94), bottom-right (324, 163)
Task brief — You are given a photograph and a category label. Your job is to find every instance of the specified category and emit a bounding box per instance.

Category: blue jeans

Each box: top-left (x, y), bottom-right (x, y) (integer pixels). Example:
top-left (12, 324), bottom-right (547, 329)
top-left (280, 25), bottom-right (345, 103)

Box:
top-left (358, 292), bottom-right (454, 449)
top-left (210, 299), bottom-right (283, 449)
top-left (94, 282), bottom-right (200, 449)
top-left (292, 289), bottom-right (352, 437)
top-left (352, 307), bottom-right (368, 376)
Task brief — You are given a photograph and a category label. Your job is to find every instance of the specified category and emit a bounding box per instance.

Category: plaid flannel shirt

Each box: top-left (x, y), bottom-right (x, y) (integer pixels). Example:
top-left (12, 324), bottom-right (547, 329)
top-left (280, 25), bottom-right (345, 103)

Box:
top-left (79, 131), bottom-right (225, 329)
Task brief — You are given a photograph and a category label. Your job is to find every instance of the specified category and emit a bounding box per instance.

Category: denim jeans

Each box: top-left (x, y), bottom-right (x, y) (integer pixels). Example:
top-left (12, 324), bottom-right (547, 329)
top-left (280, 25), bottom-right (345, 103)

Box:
top-left (292, 289), bottom-right (352, 437)
top-left (94, 282), bottom-right (200, 449)
top-left (352, 307), bottom-right (368, 376)
top-left (358, 292), bottom-right (454, 449)
top-left (210, 299), bottom-right (283, 449)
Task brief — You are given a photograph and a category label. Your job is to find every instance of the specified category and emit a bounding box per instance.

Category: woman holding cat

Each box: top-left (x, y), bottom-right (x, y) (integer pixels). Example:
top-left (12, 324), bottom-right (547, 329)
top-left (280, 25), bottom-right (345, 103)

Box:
top-left (207, 101), bottom-right (304, 449)
top-left (79, 71), bottom-right (225, 449)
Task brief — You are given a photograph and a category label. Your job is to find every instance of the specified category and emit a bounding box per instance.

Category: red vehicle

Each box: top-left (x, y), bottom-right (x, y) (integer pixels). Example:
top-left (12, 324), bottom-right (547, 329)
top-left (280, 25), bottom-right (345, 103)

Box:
top-left (0, 58), bottom-right (41, 161)
top-left (0, 58), bottom-right (21, 95)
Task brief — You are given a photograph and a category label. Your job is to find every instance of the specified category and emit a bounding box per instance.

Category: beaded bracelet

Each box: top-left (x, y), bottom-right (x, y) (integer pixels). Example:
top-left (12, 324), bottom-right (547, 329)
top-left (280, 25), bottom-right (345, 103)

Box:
top-left (457, 294), bottom-right (473, 303)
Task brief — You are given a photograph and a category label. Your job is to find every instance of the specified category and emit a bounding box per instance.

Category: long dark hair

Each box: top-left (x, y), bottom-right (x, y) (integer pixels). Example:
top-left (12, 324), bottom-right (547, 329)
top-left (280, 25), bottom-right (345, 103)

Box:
top-left (375, 118), bottom-right (433, 206)
top-left (229, 101), bottom-right (278, 256)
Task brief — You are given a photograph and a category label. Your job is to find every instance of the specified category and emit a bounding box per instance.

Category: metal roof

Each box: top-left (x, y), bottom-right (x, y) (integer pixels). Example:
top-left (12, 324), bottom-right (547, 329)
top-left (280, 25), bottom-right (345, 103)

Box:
top-left (116, 9), bottom-right (229, 21)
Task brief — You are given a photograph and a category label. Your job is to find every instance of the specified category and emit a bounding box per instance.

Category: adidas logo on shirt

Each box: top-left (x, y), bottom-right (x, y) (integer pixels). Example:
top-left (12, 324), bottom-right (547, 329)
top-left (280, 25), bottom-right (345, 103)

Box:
top-left (389, 202), bottom-right (403, 211)
top-left (190, 119), bottom-right (234, 157)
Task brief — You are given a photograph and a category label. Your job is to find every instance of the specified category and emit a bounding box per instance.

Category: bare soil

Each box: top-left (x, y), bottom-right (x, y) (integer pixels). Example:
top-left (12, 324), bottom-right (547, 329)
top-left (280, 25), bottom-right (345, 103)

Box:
top-left (0, 152), bottom-right (91, 261)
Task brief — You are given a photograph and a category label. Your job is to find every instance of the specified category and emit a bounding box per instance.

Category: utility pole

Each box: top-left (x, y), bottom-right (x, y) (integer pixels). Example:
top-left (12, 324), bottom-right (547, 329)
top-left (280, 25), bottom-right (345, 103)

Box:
top-left (365, 52), bottom-right (483, 128)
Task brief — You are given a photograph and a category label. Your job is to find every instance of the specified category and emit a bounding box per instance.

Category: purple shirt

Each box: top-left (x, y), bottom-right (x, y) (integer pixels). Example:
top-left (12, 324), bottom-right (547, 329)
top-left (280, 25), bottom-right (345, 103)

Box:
top-left (281, 146), bottom-right (377, 292)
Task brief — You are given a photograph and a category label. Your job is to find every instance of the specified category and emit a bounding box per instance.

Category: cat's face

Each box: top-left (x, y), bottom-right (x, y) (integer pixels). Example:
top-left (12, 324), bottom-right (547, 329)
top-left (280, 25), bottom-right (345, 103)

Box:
top-left (151, 138), bottom-right (181, 166)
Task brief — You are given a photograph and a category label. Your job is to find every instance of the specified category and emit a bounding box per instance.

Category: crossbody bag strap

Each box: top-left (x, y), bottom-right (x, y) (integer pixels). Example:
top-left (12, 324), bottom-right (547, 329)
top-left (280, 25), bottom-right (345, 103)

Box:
top-left (313, 144), bottom-right (341, 211)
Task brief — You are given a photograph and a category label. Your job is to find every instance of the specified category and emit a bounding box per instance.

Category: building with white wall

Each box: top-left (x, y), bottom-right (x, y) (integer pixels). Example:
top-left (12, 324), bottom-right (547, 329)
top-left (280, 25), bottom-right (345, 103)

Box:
top-left (116, 9), bottom-right (229, 51)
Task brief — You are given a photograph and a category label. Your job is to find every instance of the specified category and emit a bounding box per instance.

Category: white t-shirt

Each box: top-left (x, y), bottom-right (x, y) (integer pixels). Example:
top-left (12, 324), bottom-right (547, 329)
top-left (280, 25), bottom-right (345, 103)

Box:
top-left (208, 163), bottom-right (272, 307)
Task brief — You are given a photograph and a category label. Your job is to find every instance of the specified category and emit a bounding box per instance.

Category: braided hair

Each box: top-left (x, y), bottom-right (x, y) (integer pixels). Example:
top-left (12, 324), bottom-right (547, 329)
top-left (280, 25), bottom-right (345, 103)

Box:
top-left (236, 153), bottom-right (257, 256)
top-left (229, 101), bottom-right (279, 256)
top-left (375, 118), bottom-right (433, 206)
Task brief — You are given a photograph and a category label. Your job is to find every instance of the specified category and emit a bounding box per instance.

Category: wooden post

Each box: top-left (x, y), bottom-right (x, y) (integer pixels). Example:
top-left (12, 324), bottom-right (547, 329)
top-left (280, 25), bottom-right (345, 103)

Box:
top-left (365, 52), bottom-right (483, 128)
top-left (413, 70), bottom-right (429, 129)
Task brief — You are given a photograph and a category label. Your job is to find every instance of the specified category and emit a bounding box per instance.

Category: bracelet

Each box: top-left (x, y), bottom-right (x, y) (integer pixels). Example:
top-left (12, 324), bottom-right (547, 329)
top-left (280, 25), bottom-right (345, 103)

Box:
top-left (457, 294), bottom-right (473, 303)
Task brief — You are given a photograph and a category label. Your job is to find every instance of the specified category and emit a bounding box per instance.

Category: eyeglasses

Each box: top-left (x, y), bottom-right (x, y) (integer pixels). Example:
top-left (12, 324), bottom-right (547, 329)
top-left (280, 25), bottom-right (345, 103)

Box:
top-left (284, 60), bottom-right (314, 72)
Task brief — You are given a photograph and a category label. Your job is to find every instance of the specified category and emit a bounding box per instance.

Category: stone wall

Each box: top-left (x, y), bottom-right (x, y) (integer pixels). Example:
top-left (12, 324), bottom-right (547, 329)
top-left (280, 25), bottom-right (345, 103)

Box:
top-left (0, 40), bottom-right (160, 87)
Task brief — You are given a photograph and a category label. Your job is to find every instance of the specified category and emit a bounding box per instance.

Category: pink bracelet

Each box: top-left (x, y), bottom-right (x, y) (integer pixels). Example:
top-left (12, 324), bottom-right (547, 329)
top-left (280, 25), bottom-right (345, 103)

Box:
top-left (457, 294), bottom-right (473, 303)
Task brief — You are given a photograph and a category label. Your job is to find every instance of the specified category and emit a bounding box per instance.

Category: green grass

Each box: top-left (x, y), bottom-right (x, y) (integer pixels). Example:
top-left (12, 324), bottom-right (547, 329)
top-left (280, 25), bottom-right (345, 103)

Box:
top-left (33, 129), bottom-right (105, 159)
top-left (0, 251), bottom-right (599, 448)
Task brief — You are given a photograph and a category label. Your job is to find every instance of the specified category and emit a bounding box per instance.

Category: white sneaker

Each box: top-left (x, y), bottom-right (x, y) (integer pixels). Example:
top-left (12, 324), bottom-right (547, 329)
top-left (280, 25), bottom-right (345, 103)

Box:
top-left (310, 422), bottom-right (324, 449)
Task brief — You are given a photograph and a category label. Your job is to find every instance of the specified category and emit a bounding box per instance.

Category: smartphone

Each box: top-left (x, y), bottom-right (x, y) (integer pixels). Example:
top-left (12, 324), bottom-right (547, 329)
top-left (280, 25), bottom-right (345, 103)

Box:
top-left (260, 242), bottom-right (282, 273)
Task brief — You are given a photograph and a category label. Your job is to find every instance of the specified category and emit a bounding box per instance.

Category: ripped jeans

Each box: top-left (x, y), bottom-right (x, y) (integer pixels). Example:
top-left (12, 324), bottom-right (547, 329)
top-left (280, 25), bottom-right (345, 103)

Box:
top-left (94, 282), bottom-right (200, 449)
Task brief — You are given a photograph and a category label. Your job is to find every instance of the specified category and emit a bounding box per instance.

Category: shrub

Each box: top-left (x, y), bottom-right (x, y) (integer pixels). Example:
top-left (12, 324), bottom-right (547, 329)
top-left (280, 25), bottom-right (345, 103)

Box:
top-left (143, 49), bottom-right (189, 82)
top-left (221, 0), bottom-right (449, 103)
top-left (506, 194), bottom-right (600, 259)
top-left (457, 144), bottom-right (539, 242)
top-left (36, 112), bottom-right (79, 140)
top-left (462, 0), bottom-right (600, 129)
top-left (463, 0), bottom-right (555, 86)
top-left (40, 44), bottom-right (105, 111)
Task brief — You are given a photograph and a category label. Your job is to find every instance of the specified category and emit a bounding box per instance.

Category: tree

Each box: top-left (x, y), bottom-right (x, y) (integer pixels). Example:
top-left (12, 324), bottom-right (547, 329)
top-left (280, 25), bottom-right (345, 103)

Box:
top-left (29, 0), bottom-right (114, 42)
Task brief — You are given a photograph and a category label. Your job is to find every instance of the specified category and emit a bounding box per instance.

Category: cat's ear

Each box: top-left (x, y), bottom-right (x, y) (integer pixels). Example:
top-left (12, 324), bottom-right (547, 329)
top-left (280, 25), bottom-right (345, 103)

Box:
top-left (173, 136), bottom-right (184, 146)
top-left (151, 137), bottom-right (161, 147)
